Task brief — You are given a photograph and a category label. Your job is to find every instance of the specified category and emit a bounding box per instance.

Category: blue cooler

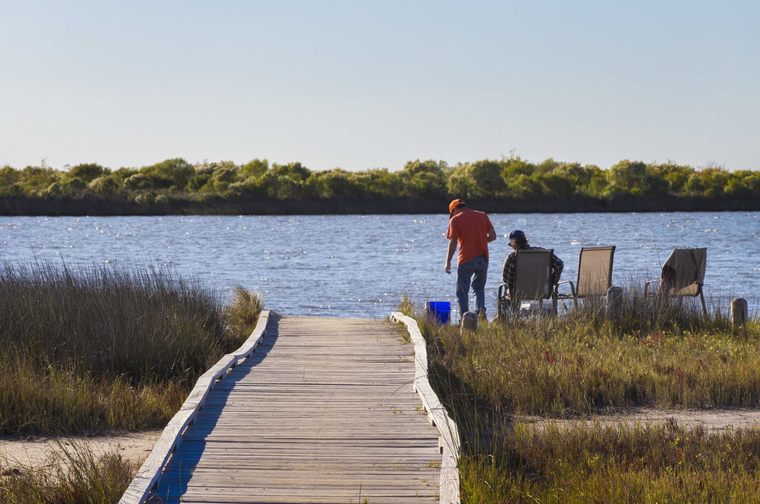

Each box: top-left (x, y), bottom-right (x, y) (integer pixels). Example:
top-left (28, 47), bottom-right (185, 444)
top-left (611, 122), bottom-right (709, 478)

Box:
top-left (426, 301), bottom-right (451, 325)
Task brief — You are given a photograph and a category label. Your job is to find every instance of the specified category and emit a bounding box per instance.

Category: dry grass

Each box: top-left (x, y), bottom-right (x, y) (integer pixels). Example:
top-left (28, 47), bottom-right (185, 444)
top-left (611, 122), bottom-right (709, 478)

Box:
top-left (0, 442), bottom-right (133, 503)
top-left (0, 263), bottom-right (261, 435)
top-left (224, 285), bottom-right (264, 338)
top-left (404, 291), bottom-right (760, 503)
top-left (413, 291), bottom-right (758, 418)
top-left (460, 420), bottom-right (760, 503)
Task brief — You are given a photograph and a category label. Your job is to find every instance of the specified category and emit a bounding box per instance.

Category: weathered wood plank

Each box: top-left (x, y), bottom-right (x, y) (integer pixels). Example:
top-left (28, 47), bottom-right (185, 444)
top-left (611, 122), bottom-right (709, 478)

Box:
top-left (125, 315), bottom-right (442, 504)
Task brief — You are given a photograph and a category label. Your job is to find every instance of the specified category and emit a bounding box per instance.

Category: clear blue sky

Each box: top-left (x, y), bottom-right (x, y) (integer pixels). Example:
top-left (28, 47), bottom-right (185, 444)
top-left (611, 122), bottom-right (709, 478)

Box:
top-left (1, 1), bottom-right (758, 171)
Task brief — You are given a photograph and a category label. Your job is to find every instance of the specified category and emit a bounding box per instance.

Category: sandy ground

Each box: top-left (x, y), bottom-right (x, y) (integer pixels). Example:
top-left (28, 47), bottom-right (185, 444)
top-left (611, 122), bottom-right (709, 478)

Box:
top-left (0, 430), bottom-right (162, 472)
top-left (518, 409), bottom-right (760, 431)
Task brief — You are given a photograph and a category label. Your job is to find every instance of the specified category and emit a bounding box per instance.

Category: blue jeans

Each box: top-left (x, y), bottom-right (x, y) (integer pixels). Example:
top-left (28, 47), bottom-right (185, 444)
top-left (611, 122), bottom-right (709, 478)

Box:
top-left (456, 255), bottom-right (487, 317)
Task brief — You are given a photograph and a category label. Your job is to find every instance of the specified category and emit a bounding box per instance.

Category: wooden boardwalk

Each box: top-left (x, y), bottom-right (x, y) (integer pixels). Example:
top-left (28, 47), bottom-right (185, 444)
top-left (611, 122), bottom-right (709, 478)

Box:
top-left (148, 316), bottom-right (442, 503)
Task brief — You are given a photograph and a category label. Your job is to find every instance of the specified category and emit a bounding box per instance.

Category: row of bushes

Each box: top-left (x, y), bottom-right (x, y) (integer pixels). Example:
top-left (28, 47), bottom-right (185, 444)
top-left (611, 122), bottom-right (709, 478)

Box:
top-left (1, 157), bottom-right (758, 203)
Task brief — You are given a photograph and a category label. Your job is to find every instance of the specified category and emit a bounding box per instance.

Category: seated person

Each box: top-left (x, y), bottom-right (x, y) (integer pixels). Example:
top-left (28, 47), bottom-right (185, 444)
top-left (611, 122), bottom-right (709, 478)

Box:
top-left (501, 230), bottom-right (564, 303)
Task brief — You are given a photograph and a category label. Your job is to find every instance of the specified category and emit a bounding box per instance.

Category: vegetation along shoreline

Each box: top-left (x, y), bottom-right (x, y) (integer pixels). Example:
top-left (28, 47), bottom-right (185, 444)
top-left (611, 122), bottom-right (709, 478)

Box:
top-left (2, 157), bottom-right (758, 215)
top-left (402, 290), bottom-right (760, 502)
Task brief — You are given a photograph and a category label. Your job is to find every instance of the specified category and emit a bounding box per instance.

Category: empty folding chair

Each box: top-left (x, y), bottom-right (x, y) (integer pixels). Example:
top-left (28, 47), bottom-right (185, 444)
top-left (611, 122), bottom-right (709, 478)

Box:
top-left (556, 246), bottom-right (616, 307)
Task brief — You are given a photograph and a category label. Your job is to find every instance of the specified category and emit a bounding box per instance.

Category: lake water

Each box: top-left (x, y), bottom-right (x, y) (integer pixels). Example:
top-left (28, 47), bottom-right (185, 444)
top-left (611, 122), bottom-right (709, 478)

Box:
top-left (1, 213), bottom-right (758, 318)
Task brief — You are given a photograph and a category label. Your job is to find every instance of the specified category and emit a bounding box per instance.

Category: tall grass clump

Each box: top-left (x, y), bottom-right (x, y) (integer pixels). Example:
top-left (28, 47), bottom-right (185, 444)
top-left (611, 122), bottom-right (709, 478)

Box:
top-left (0, 263), bottom-right (262, 435)
top-left (0, 443), bottom-right (132, 503)
top-left (460, 421), bottom-right (760, 503)
top-left (224, 285), bottom-right (264, 339)
top-left (563, 282), bottom-right (733, 335)
top-left (405, 290), bottom-right (760, 502)
top-left (413, 289), bottom-right (756, 420)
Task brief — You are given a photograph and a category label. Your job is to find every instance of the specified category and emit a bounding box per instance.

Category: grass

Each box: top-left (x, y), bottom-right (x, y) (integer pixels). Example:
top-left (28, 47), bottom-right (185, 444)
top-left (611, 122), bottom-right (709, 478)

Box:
top-left (404, 289), bottom-right (760, 502)
top-left (412, 290), bottom-right (759, 418)
top-left (460, 421), bottom-right (760, 503)
top-left (0, 263), bottom-right (262, 435)
top-left (0, 443), bottom-right (133, 503)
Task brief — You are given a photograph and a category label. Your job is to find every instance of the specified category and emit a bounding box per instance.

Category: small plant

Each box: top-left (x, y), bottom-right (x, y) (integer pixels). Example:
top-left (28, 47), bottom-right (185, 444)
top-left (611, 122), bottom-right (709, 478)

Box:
top-left (398, 294), bottom-right (415, 317)
top-left (223, 286), bottom-right (263, 343)
top-left (0, 442), bottom-right (133, 503)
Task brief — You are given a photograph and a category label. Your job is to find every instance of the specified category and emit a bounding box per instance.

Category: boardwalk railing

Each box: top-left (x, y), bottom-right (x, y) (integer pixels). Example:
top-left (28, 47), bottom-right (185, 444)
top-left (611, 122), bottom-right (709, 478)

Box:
top-left (391, 312), bottom-right (461, 504)
top-left (120, 310), bottom-right (276, 504)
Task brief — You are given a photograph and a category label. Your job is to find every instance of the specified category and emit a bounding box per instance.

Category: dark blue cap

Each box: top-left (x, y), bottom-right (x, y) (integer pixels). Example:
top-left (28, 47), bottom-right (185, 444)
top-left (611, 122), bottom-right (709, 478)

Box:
top-left (509, 230), bottom-right (526, 241)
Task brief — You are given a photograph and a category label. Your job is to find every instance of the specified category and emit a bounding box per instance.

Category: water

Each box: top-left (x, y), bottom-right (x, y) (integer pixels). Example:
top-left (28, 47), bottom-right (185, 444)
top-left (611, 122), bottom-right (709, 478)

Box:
top-left (1, 213), bottom-right (758, 318)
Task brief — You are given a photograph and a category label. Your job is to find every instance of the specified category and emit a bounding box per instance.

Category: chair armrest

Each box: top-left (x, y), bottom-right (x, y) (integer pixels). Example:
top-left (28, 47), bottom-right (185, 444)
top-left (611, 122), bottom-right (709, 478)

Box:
top-left (497, 283), bottom-right (508, 299)
top-left (556, 280), bottom-right (576, 298)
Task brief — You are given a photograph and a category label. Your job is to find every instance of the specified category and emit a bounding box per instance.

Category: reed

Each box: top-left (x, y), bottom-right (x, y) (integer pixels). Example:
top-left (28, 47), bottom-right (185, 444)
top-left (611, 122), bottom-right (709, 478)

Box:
top-left (404, 291), bottom-right (760, 502)
top-left (459, 421), bottom-right (760, 503)
top-left (411, 290), bottom-right (758, 418)
top-left (0, 442), bottom-right (133, 503)
top-left (0, 263), bottom-right (261, 435)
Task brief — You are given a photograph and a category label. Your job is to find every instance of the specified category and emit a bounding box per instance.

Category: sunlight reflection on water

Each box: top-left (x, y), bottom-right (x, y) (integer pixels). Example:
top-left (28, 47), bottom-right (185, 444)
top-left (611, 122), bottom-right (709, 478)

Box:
top-left (1, 212), bottom-right (758, 318)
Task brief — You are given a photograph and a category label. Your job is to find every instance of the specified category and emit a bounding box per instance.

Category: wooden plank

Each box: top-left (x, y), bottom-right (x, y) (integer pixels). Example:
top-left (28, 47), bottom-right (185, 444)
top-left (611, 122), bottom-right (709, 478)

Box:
top-left (127, 315), bottom-right (444, 504)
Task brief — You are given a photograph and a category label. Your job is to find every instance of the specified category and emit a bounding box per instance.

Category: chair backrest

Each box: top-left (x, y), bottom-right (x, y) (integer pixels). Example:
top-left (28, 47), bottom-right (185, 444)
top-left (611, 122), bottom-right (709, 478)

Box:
top-left (662, 247), bottom-right (707, 296)
top-left (514, 249), bottom-right (553, 300)
top-left (576, 246), bottom-right (616, 297)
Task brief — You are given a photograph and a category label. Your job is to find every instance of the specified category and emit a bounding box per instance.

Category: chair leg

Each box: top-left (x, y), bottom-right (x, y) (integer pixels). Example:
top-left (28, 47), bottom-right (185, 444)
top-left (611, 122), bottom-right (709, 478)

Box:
top-left (700, 292), bottom-right (708, 316)
top-left (498, 296), bottom-right (514, 321)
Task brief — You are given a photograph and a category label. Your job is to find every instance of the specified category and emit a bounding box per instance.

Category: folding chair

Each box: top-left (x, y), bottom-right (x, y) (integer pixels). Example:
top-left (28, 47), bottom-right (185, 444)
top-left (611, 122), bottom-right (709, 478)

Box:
top-left (644, 247), bottom-right (708, 315)
top-left (556, 246), bottom-right (616, 307)
top-left (497, 249), bottom-right (556, 318)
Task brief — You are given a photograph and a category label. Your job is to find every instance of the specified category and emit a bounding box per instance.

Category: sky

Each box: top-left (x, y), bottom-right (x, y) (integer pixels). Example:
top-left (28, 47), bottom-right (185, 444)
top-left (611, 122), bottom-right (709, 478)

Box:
top-left (1, 1), bottom-right (758, 171)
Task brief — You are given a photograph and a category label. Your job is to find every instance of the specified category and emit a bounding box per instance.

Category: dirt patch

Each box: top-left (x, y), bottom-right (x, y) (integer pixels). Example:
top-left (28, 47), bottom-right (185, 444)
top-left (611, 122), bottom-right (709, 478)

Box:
top-left (0, 430), bottom-right (161, 471)
top-left (518, 409), bottom-right (760, 431)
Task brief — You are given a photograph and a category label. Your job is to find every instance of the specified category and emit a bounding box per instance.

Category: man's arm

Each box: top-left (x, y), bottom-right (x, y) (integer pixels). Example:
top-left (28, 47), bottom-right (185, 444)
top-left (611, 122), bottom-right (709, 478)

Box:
top-left (502, 254), bottom-right (514, 288)
top-left (551, 254), bottom-right (564, 284)
top-left (445, 239), bottom-right (457, 273)
top-left (487, 225), bottom-right (497, 243)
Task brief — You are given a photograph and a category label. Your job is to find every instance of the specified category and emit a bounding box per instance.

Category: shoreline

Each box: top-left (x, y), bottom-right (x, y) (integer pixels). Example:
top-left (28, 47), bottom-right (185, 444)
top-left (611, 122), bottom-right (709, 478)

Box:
top-left (2, 194), bottom-right (760, 216)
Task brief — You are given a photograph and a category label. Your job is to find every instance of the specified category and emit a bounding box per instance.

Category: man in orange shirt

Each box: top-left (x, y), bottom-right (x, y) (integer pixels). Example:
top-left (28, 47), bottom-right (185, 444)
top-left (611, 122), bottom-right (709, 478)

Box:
top-left (445, 199), bottom-right (497, 319)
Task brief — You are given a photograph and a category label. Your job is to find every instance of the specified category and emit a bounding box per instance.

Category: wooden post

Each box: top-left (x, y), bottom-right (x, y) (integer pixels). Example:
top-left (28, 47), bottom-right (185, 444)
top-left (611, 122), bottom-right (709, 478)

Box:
top-left (606, 286), bottom-right (623, 322)
top-left (731, 298), bottom-right (748, 329)
top-left (460, 311), bottom-right (478, 333)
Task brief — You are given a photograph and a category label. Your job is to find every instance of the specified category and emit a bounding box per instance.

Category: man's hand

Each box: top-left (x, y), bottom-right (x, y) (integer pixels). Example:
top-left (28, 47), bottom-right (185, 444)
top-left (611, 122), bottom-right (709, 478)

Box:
top-left (445, 238), bottom-right (457, 274)
top-left (487, 226), bottom-right (497, 243)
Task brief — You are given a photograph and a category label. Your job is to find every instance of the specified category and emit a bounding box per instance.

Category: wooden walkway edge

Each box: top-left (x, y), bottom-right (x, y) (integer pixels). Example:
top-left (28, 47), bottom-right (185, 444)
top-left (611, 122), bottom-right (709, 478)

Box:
top-left (121, 312), bottom-right (460, 504)
top-left (390, 313), bottom-right (461, 504)
top-left (120, 310), bottom-right (276, 503)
